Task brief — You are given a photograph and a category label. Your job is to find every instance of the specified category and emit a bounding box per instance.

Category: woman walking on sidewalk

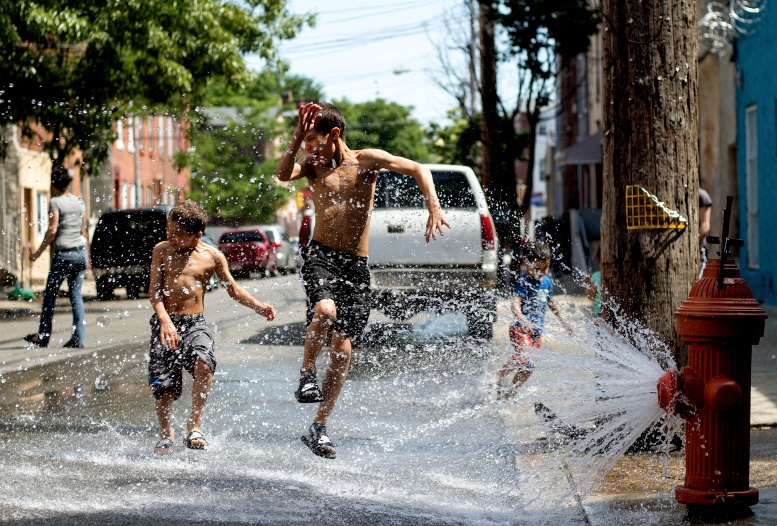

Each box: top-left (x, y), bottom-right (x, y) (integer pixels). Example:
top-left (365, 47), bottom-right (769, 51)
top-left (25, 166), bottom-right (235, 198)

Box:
top-left (24, 166), bottom-right (88, 348)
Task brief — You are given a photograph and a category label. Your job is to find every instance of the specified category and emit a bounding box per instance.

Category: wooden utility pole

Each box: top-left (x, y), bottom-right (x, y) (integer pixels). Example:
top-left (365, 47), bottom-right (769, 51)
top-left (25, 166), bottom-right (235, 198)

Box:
top-left (601, 0), bottom-right (699, 362)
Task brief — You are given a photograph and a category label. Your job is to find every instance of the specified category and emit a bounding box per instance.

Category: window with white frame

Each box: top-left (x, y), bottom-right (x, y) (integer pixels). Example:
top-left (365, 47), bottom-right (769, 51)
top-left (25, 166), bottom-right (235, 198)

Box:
top-left (745, 104), bottom-right (759, 269)
top-left (158, 115), bottom-right (165, 155)
top-left (121, 182), bottom-right (130, 209)
top-left (127, 118), bottom-right (135, 152)
top-left (173, 118), bottom-right (180, 155)
top-left (148, 116), bottom-right (154, 152)
top-left (136, 116), bottom-right (144, 150)
top-left (167, 116), bottom-right (174, 157)
top-left (116, 119), bottom-right (125, 150)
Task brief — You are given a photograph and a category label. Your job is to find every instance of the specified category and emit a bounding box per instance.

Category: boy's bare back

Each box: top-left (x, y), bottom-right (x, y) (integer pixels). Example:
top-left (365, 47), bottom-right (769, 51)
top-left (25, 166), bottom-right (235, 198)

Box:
top-left (152, 240), bottom-right (220, 316)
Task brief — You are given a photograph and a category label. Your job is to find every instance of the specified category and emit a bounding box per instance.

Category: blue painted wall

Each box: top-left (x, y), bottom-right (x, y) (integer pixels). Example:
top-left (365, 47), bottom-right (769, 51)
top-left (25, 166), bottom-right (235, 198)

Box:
top-left (736, 10), bottom-right (777, 304)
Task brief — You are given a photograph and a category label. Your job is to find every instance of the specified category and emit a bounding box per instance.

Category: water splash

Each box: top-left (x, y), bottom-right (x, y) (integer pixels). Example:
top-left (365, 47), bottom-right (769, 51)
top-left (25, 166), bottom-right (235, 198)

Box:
top-left (498, 302), bottom-right (680, 509)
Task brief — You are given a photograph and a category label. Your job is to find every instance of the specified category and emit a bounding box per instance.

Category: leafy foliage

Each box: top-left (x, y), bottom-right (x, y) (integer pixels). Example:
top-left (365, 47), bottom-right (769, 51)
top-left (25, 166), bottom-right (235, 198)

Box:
top-left (426, 109), bottom-right (482, 167)
top-left (186, 69), bottom-right (324, 223)
top-left (0, 0), bottom-right (312, 174)
top-left (498, 0), bottom-right (600, 65)
top-left (188, 107), bottom-right (290, 224)
top-left (334, 99), bottom-right (431, 162)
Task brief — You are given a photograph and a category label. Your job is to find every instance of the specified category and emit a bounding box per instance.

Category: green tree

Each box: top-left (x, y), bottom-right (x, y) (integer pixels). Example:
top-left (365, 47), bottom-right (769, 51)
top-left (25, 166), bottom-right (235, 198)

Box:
top-left (334, 99), bottom-right (431, 162)
top-left (484, 0), bottom-right (599, 218)
top-left (0, 0), bottom-right (312, 174)
top-left (426, 109), bottom-right (482, 167)
top-left (187, 68), bottom-right (325, 223)
top-left (188, 107), bottom-right (289, 224)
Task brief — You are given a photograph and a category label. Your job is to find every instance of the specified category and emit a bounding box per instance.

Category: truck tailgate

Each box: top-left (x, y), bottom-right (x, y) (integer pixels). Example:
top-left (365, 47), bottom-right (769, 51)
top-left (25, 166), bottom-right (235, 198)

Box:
top-left (368, 209), bottom-right (482, 266)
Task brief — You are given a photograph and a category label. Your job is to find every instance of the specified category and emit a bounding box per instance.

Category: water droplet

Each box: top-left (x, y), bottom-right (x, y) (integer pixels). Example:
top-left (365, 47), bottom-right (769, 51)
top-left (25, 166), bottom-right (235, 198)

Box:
top-left (96, 315), bottom-right (111, 327)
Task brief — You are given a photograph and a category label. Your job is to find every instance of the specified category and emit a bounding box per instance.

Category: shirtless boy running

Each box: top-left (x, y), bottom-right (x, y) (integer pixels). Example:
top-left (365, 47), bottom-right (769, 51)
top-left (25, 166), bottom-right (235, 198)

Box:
top-left (148, 200), bottom-right (276, 454)
top-left (276, 102), bottom-right (450, 459)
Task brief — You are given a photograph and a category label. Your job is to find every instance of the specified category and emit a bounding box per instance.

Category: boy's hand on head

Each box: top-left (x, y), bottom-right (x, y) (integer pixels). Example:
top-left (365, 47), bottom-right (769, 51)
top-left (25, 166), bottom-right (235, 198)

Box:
top-left (425, 209), bottom-right (451, 243)
top-left (296, 102), bottom-right (321, 136)
top-left (255, 303), bottom-right (276, 321)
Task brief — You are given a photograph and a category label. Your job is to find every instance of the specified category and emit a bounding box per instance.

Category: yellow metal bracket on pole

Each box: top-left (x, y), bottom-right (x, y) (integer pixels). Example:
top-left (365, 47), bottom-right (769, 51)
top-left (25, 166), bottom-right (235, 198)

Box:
top-left (626, 185), bottom-right (687, 230)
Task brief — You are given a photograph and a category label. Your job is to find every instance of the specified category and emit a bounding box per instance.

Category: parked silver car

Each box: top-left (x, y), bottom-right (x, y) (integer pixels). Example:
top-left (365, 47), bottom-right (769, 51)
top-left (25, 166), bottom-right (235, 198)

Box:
top-left (258, 224), bottom-right (298, 274)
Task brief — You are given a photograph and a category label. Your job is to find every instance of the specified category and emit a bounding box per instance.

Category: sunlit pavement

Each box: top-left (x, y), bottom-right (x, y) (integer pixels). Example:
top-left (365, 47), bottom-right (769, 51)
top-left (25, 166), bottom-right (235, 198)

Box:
top-left (0, 275), bottom-right (776, 524)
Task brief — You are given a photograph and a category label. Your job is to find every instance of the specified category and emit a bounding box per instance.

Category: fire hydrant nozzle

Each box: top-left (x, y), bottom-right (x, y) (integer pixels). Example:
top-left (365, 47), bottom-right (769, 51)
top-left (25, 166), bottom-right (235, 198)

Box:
top-left (657, 367), bottom-right (704, 419)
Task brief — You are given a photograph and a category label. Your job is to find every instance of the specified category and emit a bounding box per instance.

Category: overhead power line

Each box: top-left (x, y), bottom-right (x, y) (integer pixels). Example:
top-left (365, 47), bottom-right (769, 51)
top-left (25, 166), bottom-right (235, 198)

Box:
top-left (281, 16), bottom-right (460, 58)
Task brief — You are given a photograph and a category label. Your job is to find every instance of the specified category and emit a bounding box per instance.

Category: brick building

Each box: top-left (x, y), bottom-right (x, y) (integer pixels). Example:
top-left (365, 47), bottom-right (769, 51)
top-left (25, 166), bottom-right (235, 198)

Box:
top-left (89, 113), bottom-right (190, 222)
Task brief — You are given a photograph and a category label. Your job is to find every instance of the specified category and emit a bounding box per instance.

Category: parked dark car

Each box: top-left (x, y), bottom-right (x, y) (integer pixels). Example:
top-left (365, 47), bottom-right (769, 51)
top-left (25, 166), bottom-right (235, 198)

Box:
top-left (91, 206), bottom-right (170, 300)
top-left (218, 228), bottom-right (276, 278)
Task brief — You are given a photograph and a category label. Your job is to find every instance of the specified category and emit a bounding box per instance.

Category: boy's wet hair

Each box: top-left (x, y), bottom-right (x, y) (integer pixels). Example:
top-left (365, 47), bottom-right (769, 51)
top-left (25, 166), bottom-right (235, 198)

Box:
top-left (51, 165), bottom-right (72, 191)
top-left (170, 200), bottom-right (207, 235)
top-left (314, 103), bottom-right (346, 138)
top-left (524, 242), bottom-right (551, 262)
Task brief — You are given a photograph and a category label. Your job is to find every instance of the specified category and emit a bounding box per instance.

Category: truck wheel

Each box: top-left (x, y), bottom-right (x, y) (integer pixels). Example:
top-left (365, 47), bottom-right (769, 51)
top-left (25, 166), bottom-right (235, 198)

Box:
top-left (466, 311), bottom-right (494, 340)
top-left (96, 276), bottom-right (114, 301)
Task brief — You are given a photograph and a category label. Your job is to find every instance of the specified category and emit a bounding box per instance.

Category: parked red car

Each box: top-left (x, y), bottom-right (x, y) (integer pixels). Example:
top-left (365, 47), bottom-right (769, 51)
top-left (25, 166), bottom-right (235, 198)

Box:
top-left (217, 228), bottom-right (277, 278)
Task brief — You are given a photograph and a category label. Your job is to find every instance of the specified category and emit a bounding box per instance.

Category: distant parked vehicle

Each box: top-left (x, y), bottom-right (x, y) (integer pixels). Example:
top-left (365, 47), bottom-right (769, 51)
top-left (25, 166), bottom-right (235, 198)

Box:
top-left (258, 224), bottom-right (297, 274)
top-left (217, 228), bottom-right (276, 279)
top-left (91, 206), bottom-right (170, 300)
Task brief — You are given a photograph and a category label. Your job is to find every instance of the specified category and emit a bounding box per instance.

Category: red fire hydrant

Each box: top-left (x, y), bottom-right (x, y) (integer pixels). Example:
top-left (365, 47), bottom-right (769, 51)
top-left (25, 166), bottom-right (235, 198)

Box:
top-left (657, 256), bottom-right (766, 513)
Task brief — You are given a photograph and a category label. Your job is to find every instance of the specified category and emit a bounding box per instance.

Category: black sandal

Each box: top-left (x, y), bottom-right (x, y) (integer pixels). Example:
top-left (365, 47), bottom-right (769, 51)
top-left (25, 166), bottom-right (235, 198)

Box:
top-left (154, 438), bottom-right (175, 455)
top-left (184, 430), bottom-right (208, 450)
top-left (301, 423), bottom-right (336, 459)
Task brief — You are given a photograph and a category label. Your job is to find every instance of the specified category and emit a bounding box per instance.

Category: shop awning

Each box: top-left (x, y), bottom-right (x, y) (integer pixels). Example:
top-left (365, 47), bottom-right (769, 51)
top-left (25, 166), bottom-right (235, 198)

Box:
top-left (562, 130), bottom-right (602, 165)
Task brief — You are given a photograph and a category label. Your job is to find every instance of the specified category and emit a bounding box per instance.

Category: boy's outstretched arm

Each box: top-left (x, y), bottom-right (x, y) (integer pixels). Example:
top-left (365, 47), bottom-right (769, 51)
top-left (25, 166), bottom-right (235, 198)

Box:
top-left (213, 250), bottom-right (276, 320)
top-left (548, 298), bottom-right (574, 335)
top-left (276, 102), bottom-right (320, 182)
top-left (366, 150), bottom-right (451, 242)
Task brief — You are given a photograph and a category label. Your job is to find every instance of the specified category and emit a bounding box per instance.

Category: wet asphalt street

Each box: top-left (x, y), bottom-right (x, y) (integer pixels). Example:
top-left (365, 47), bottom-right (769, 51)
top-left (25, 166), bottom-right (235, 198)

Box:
top-left (0, 274), bottom-right (556, 525)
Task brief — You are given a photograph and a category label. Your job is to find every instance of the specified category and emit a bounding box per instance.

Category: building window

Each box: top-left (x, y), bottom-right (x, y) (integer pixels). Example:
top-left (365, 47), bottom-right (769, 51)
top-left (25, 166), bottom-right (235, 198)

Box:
top-left (148, 116), bottom-right (154, 152)
top-left (116, 120), bottom-right (125, 151)
top-left (121, 182), bottom-right (130, 209)
top-left (127, 118), bottom-right (135, 152)
top-left (167, 116), bottom-right (174, 157)
top-left (36, 192), bottom-right (48, 241)
top-left (173, 118), bottom-right (180, 155)
top-left (159, 116), bottom-right (165, 155)
top-left (745, 104), bottom-right (759, 269)
top-left (136, 116), bottom-right (144, 151)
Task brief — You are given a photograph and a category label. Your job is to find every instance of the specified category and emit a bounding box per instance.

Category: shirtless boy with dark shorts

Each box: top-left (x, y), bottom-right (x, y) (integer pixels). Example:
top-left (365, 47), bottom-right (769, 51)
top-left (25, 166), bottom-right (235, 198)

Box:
top-left (148, 200), bottom-right (276, 454)
top-left (276, 102), bottom-right (450, 459)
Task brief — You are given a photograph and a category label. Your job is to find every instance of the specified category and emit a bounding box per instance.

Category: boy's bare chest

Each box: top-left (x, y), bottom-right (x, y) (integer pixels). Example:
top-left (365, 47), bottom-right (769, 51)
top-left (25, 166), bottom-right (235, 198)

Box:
top-left (165, 250), bottom-right (210, 281)
top-left (312, 165), bottom-right (376, 202)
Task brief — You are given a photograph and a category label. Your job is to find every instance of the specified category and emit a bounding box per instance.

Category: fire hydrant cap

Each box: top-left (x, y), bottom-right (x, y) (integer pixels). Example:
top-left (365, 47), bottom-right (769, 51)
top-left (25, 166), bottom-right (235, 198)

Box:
top-left (676, 260), bottom-right (766, 342)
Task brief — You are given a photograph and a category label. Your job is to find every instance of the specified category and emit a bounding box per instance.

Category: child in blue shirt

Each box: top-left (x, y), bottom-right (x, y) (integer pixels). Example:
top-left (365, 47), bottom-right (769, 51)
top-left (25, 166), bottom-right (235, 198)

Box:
top-left (497, 242), bottom-right (572, 395)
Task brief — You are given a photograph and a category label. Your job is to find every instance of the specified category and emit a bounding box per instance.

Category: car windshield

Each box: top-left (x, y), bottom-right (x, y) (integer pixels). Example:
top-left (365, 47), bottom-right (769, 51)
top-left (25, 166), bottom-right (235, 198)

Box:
top-left (96, 212), bottom-right (166, 240)
top-left (263, 230), bottom-right (276, 243)
top-left (374, 170), bottom-right (477, 209)
top-left (219, 231), bottom-right (264, 243)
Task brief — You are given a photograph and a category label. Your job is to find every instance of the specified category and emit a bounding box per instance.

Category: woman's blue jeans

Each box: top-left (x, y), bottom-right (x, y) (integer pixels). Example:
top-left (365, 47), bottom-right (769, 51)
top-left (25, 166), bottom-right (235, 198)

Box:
top-left (37, 248), bottom-right (87, 345)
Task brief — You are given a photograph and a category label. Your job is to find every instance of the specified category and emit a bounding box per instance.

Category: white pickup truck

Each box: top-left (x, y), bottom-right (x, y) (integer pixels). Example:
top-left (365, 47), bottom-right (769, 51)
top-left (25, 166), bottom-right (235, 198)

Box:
top-left (368, 164), bottom-right (499, 339)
